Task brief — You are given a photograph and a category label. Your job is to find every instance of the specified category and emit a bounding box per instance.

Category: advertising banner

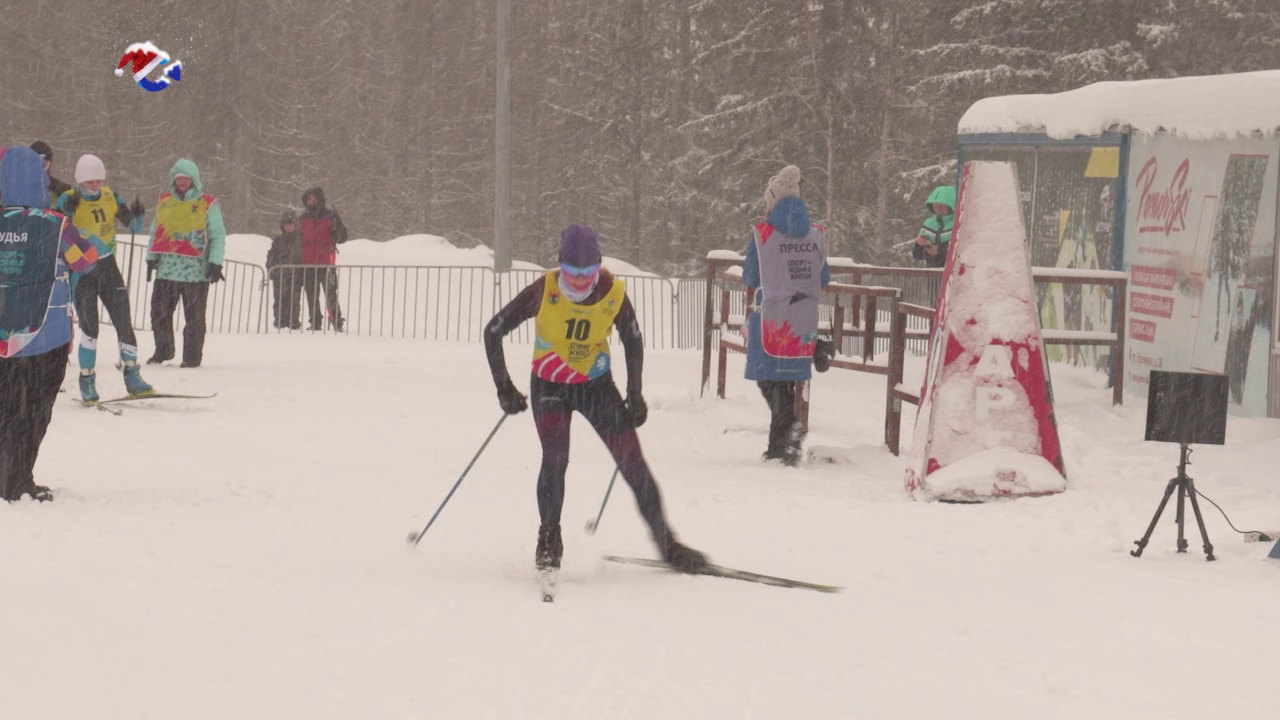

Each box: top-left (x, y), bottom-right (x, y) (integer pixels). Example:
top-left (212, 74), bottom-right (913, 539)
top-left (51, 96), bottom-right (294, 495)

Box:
top-left (1122, 135), bottom-right (1278, 415)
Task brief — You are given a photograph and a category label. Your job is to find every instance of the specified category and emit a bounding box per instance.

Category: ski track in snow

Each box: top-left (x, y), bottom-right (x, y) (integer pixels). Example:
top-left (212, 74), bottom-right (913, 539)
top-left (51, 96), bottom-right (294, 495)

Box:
top-left (3, 334), bottom-right (1279, 718)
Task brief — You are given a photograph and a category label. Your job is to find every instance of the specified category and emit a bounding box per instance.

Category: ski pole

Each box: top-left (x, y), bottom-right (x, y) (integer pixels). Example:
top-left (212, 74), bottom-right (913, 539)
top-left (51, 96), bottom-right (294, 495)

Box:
top-left (585, 466), bottom-right (621, 535)
top-left (407, 414), bottom-right (509, 547)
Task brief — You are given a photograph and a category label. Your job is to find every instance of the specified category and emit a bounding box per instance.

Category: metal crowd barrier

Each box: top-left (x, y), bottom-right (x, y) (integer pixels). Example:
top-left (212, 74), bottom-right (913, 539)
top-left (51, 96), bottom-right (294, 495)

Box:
top-left (266, 265), bottom-right (496, 339)
top-left (93, 244), bottom-right (991, 359)
top-left (104, 240), bottom-right (267, 335)
top-left (96, 248), bottom-right (693, 351)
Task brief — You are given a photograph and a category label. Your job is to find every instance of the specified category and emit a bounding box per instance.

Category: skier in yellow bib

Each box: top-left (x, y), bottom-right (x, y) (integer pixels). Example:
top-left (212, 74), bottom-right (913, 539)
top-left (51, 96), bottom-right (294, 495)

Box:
top-left (56, 154), bottom-right (152, 402)
top-left (484, 225), bottom-right (708, 576)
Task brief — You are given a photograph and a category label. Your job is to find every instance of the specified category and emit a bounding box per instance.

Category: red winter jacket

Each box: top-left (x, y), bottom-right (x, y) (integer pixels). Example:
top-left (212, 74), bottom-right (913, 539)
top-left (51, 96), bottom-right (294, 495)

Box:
top-left (298, 187), bottom-right (348, 264)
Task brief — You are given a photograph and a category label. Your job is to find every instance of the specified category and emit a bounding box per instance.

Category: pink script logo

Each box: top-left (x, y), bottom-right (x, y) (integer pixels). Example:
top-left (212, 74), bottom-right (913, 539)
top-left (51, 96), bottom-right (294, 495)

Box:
top-left (1135, 157), bottom-right (1191, 236)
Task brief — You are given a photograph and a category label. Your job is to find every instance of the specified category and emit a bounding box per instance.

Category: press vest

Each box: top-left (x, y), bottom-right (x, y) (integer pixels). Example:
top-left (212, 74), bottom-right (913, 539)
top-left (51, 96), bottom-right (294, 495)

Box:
top-left (753, 222), bottom-right (825, 358)
top-left (532, 271), bottom-right (625, 383)
top-left (151, 191), bottom-right (216, 258)
top-left (0, 209), bottom-right (71, 358)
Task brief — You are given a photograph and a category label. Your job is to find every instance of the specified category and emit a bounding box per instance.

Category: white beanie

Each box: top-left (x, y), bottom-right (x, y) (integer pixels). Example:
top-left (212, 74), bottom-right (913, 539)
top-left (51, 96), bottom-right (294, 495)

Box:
top-left (75, 154), bottom-right (106, 185)
top-left (763, 164), bottom-right (801, 213)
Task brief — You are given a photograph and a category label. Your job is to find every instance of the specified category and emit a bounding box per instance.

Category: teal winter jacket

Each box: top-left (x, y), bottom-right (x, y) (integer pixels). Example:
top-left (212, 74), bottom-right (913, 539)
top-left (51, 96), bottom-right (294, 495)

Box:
top-left (146, 158), bottom-right (227, 283)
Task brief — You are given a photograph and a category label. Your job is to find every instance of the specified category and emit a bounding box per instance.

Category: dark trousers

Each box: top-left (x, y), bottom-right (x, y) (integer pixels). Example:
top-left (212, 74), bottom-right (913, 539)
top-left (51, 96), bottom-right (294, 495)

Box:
top-left (270, 269), bottom-right (302, 329)
top-left (530, 374), bottom-right (667, 534)
top-left (0, 350), bottom-right (67, 501)
top-left (758, 380), bottom-right (799, 457)
top-left (150, 279), bottom-right (209, 366)
top-left (75, 255), bottom-right (138, 348)
top-left (301, 267), bottom-right (343, 329)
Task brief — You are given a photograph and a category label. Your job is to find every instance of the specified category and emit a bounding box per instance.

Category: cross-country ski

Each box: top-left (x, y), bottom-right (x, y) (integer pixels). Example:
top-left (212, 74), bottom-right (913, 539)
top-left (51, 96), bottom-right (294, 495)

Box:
top-left (78, 399), bottom-right (122, 416)
top-left (602, 555), bottom-right (843, 594)
top-left (98, 392), bottom-right (218, 405)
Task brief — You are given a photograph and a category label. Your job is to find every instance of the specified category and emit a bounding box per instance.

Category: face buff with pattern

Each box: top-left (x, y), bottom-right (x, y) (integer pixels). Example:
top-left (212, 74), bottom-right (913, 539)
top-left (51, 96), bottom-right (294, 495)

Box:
top-left (558, 261), bottom-right (601, 302)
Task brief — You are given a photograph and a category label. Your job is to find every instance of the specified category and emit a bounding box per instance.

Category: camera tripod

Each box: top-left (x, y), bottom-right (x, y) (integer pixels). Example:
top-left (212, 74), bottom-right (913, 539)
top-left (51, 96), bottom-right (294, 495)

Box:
top-left (1131, 443), bottom-right (1216, 561)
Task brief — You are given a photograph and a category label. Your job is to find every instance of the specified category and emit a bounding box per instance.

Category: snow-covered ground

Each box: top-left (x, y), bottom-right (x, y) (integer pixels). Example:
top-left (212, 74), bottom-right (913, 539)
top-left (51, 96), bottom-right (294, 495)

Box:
top-left (4, 333), bottom-right (1280, 718)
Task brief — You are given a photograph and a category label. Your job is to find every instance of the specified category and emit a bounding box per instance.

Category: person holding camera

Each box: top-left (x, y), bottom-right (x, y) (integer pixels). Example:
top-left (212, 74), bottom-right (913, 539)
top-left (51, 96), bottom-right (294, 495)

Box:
top-left (912, 185), bottom-right (955, 268)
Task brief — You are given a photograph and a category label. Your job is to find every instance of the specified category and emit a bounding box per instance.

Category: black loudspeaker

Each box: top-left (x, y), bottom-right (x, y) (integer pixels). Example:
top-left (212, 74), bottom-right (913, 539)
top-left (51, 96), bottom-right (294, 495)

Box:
top-left (1132, 371), bottom-right (1230, 562)
top-left (1144, 371), bottom-right (1228, 446)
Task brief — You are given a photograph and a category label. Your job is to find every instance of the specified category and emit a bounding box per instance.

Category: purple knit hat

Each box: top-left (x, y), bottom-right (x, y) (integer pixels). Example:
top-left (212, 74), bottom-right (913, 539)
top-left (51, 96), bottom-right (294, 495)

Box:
top-left (559, 224), bottom-right (602, 267)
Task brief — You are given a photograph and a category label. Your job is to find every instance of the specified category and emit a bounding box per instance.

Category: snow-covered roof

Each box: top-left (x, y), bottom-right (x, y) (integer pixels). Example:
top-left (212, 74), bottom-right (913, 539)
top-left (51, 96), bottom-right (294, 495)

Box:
top-left (958, 70), bottom-right (1280, 140)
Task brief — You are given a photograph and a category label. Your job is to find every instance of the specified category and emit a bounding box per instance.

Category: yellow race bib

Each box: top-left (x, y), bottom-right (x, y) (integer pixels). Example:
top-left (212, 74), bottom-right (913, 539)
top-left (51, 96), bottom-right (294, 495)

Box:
top-left (70, 187), bottom-right (120, 256)
top-left (532, 271), bottom-right (624, 383)
top-left (151, 192), bottom-right (213, 258)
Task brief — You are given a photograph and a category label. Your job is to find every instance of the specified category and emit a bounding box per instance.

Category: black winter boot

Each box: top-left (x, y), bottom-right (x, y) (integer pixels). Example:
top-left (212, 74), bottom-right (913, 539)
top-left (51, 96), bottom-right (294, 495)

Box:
top-left (653, 528), bottom-right (709, 573)
top-left (535, 523), bottom-right (563, 571)
top-left (28, 485), bottom-right (54, 502)
top-left (6, 484), bottom-right (54, 503)
top-left (782, 421), bottom-right (807, 468)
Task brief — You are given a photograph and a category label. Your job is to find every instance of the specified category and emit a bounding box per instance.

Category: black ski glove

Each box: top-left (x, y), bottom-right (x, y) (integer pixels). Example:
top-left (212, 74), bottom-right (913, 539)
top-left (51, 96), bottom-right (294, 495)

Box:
top-left (207, 264), bottom-right (225, 283)
top-left (146, 259), bottom-right (158, 282)
top-left (497, 383), bottom-right (528, 415)
top-left (813, 338), bottom-right (834, 373)
top-left (129, 198), bottom-right (145, 218)
top-left (626, 392), bottom-right (648, 429)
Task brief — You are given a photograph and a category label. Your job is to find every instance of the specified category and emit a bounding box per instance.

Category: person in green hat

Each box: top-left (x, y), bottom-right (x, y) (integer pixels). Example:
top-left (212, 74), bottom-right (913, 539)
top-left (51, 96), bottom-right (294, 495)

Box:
top-left (912, 185), bottom-right (955, 268)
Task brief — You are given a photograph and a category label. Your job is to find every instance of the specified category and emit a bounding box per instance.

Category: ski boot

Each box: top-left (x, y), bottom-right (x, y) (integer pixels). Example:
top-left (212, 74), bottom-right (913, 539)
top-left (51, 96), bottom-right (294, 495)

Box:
top-left (535, 523), bottom-right (564, 571)
top-left (123, 362), bottom-right (155, 398)
top-left (653, 528), bottom-right (709, 573)
top-left (79, 370), bottom-right (99, 404)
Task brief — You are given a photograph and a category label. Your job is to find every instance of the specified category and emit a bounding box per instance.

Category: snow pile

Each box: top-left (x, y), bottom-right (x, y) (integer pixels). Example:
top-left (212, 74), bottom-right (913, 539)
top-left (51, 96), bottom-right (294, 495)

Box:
top-left (338, 234), bottom-right (543, 269)
top-left (602, 256), bottom-right (657, 277)
top-left (959, 70), bottom-right (1280, 140)
top-left (195, 233), bottom-right (652, 276)
top-left (907, 161), bottom-right (1066, 502)
top-left (218, 233), bottom-right (546, 270)
top-left (921, 447), bottom-right (1068, 500)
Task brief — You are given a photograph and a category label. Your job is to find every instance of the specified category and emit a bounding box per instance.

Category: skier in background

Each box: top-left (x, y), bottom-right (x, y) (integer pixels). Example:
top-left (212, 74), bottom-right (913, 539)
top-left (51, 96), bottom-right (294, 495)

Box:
top-left (483, 224), bottom-right (708, 575)
top-left (298, 187), bottom-right (347, 331)
top-left (0, 146), bottom-right (99, 502)
top-left (56, 153), bottom-right (153, 402)
top-left (266, 209), bottom-right (303, 330)
top-left (912, 185), bottom-right (955, 269)
top-left (145, 158), bottom-right (227, 368)
top-left (743, 164), bottom-right (831, 467)
top-left (29, 141), bottom-right (72, 207)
